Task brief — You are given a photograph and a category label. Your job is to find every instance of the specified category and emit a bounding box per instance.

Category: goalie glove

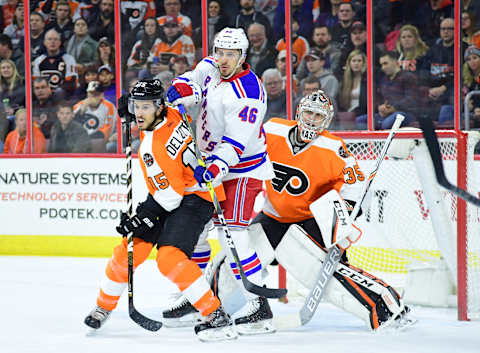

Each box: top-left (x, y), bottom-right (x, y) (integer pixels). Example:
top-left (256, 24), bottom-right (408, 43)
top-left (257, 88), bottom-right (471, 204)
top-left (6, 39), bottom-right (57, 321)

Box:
top-left (193, 155), bottom-right (229, 186)
top-left (166, 79), bottom-right (201, 107)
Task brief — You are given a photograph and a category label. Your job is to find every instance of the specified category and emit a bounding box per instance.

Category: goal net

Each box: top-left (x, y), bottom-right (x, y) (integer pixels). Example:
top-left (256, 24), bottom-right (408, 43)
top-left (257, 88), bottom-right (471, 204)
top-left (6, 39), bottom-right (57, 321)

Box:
top-left (280, 130), bottom-right (480, 321)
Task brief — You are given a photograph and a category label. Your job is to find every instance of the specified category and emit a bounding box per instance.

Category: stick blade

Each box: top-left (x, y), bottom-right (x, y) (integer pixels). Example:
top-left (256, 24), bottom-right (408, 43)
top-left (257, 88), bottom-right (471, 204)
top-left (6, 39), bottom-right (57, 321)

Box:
top-left (243, 279), bottom-right (288, 299)
top-left (129, 308), bottom-right (163, 331)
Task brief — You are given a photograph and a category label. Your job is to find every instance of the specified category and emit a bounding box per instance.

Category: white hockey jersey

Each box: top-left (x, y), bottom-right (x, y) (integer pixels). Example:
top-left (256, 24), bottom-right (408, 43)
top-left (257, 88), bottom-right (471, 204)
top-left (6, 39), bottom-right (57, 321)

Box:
top-left (177, 57), bottom-right (274, 182)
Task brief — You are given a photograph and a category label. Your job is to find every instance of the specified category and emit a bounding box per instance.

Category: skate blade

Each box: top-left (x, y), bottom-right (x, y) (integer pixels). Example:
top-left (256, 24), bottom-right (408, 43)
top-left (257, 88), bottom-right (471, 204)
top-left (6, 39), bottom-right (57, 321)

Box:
top-left (197, 326), bottom-right (238, 342)
top-left (163, 313), bottom-right (202, 328)
top-left (236, 320), bottom-right (276, 335)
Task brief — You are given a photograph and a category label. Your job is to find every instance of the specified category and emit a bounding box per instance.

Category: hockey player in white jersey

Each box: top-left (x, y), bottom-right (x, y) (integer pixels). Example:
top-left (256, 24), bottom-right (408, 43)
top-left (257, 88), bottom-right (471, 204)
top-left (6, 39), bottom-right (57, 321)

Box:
top-left (165, 27), bottom-right (276, 334)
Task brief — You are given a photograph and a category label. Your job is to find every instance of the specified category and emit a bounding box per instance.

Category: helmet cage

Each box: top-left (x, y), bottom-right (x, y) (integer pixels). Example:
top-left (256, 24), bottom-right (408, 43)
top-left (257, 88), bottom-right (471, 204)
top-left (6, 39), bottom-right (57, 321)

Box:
top-left (296, 90), bottom-right (334, 142)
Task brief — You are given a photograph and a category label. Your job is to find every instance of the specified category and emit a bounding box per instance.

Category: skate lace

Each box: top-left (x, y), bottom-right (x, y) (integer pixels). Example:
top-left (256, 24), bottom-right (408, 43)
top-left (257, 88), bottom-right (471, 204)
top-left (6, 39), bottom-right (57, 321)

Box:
top-left (171, 296), bottom-right (189, 310)
top-left (91, 307), bottom-right (110, 321)
top-left (244, 297), bottom-right (261, 316)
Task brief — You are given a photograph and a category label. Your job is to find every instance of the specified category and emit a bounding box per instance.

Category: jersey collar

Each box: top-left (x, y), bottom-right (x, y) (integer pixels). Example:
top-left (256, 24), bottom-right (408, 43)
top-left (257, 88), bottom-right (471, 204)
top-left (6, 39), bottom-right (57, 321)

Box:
top-left (220, 63), bottom-right (251, 82)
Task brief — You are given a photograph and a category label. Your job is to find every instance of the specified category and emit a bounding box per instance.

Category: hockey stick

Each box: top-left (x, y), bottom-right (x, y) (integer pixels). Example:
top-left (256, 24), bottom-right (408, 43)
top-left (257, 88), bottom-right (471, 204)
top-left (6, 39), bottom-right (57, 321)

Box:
top-left (274, 114), bottom-right (405, 329)
top-left (418, 115), bottom-right (480, 207)
top-left (177, 104), bottom-right (287, 299)
top-left (122, 113), bottom-right (163, 331)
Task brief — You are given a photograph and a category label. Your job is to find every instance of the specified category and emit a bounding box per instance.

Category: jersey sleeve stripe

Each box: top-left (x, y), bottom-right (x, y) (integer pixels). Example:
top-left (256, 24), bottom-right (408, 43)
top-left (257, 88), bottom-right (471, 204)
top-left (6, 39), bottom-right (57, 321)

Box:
top-left (203, 57), bottom-right (216, 67)
top-left (229, 153), bottom-right (267, 173)
top-left (230, 82), bottom-right (242, 99)
top-left (221, 135), bottom-right (245, 155)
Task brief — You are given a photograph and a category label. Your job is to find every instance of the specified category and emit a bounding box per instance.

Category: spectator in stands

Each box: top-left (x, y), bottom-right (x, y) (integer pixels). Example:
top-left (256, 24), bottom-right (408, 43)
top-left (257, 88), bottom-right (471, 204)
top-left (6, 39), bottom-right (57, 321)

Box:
top-left (97, 64), bottom-right (115, 104)
top-left (0, 33), bottom-right (24, 76)
top-left (462, 11), bottom-right (478, 47)
top-left (262, 68), bottom-right (287, 121)
top-left (46, 1), bottom-right (75, 42)
top-left (246, 22), bottom-right (277, 78)
top-left (297, 25), bottom-right (341, 81)
top-left (275, 50), bottom-right (298, 94)
top-left (66, 17), bottom-right (98, 76)
top-left (300, 47), bottom-right (339, 103)
top-left (205, 0), bottom-right (230, 51)
top-left (32, 29), bottom-right (78, 98)
top-left (121, 0), bottom-right (156, 31)
top-left (95, 36), bottom-right (115, 69)
top-left (293, 74), bottom-right (320, 109)
top-left (234, 0), bottom-right (273, 41)
top-left (151, 15), bottom-right (195, 67)
top-left (419, 17), bottom-right (454, 121)
top-left (273, 0), bottom-right (314, 41)
top-left (331, 1), bottom-right (355, 50)
top-left (454, 45), bottom-right (480, 126)
top-left (253, 0), bottom-right (277, 24)
top-left (73, 65), bottom-right (98, 101)
top-left (3, 1), bottom-right (24, 47)
top-left (336, 20), bottom-right (366, 81)
top-left (170, 54), bottom-right (189, 76)
top-left (138, 56), bottom-right (167, 79)
top-left (157, 0), bottom-right (192, 37)
top-left (3, 108), bottom-right (47, 154)
top-left (276, 17), bottom-right (309, 71)
top-left (126, 17), bottom-right (160, 70)
top-left (73, 80), bottom-right (116, 143)
top-left (77, 0), bottom-right (101, 25)
top-left (412, 0), bottom-right (453, 46)
top-left (24, 12), bottom-right (46, 61)
top-left (32, 77), bottom-right (58, 139)
top-left (395, 24), bottom-right (429, 74)
top-left (355, 51), bottom-right (416, 130)
top-left (0, 0), bottom-right (17, 32)
top-left (315, 0), bottom-right (340, 29)
top-left (338, 49), bottom-right (366, 115)
top-left (0, 59), bottom-right (24, 108)
top-left (88, 0), bottom-right (115, 42)
top-left (49, 101), bottom-right (91, 153)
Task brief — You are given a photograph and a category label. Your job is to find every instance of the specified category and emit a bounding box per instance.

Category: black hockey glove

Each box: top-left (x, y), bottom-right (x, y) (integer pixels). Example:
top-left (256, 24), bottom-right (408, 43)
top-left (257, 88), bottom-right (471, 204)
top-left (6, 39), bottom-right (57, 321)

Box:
top-left (117, 94), bottom-right (135, 123)
top-left (116, 209), bottom-right (157, 238)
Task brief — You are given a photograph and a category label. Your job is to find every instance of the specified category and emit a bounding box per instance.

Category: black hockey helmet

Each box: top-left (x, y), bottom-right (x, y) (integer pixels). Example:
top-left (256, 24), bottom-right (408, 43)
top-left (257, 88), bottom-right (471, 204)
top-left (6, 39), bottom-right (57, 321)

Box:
top-left (128, 79), bottom-right (165, 113)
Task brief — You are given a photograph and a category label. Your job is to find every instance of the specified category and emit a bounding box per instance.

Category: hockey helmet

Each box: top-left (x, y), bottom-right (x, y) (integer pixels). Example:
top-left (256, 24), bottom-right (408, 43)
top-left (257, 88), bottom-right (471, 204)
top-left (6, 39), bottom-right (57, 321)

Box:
top-left (128, 79), bottom-right (165, 114)
top-left (213, 27), bottom-right (249, 60)
top-left (295, 90), bottom-right (334, 142)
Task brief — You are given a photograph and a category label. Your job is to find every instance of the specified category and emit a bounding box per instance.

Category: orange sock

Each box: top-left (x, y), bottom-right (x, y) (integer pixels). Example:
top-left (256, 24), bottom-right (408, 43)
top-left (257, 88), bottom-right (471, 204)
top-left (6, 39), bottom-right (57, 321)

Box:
top-left (157, 246), bottom-right (220, 316)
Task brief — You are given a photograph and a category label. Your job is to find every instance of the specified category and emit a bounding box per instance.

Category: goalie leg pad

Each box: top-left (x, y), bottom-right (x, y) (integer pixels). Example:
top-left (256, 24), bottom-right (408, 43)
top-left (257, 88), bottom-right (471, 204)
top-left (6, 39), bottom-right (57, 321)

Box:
top-left (247, 223), bottom-right (275, 268)
top-left (275, 224), bottom-right (405, 331)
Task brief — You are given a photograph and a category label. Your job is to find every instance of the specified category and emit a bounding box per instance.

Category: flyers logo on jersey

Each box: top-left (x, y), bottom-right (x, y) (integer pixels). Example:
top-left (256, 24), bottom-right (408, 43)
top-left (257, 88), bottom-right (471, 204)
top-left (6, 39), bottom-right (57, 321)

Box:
top-left (271, 162), bottom-right (309, 195)
top-left (143, 153), bottom-right (154, 167)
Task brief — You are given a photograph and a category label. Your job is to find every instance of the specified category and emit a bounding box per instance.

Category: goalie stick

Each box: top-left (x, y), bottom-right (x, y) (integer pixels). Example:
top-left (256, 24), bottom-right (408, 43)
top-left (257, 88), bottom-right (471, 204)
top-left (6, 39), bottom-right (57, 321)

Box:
top-left (274, 114), bottom-right (405, 329)
top-left (177, 104), bottom-right (287, 299)
top-left (418, 115), bottom-right (480, 207)
top-left (122, 112), bottom-right (163, 332)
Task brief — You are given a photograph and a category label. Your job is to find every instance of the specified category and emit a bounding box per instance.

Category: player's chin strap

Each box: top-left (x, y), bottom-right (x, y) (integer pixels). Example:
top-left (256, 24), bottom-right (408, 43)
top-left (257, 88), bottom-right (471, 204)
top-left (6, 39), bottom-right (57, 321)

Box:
top-left (177, 103), bottom-right (287, 299)
top-left (278, 114), bottom-right (405, 328)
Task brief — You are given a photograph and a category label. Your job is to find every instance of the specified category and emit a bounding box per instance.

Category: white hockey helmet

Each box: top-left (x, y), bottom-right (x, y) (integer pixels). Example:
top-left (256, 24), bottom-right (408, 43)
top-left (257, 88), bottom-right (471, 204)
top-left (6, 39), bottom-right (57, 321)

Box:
top-left (295, 90), bottom-right (334, 142)
top-left (213, 27), bottom-right (249, 60)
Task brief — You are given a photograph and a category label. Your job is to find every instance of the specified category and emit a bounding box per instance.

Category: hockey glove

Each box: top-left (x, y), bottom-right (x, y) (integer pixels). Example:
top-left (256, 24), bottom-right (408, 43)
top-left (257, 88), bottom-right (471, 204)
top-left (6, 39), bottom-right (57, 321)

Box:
top-left (166, 80), bottom-right (201, 106)
top-left (116, 209), bottom-right (157, 238)
top-left (117, 94), bottom-right (135, 123)
top-left (194, 155), bottom-right (229, 186)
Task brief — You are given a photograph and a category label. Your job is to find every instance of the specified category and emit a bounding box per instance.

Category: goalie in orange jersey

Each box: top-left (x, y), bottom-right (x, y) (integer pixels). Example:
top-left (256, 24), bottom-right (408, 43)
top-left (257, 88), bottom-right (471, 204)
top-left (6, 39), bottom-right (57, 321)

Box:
top-left (84, 79), bottom-right (237, 342)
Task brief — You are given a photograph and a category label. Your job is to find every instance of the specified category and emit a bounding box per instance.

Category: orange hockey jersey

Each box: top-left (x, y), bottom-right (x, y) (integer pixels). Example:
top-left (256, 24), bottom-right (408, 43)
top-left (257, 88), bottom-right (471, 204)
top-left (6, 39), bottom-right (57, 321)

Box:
top-left (263, 118), bottom-right (365, 223)
top-left (138, 107), bottom-right (224, 211)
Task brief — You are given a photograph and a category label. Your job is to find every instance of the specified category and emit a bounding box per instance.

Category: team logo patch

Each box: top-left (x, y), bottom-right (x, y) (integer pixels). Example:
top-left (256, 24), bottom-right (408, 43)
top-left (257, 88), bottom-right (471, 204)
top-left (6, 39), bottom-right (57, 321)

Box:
top-left (338, 146), bottom-right (349, 158)
top-left (143, 153), bottom-right (154, 167)
top-left (271, 162), bottom-right (309, 196)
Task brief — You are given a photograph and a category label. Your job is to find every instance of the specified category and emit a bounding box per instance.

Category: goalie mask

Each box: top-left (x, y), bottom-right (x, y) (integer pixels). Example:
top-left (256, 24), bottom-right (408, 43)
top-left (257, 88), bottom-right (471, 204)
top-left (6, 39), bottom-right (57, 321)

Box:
top-left (295, 90), bottom-right (334, 142)
top-left (213, 27), bottom-right (249, 79)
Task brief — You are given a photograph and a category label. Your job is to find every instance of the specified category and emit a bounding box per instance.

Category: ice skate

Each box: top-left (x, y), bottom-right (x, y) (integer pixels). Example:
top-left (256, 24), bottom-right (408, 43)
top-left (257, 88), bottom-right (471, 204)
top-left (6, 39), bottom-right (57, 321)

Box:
top-left (84, 306), bottom-right (111, 329)
top-left (162, 295), bottom-right (202, 328)
top-left (194, 306), bottom-right (238, 342)
top-left (234, 296), bottom-right (275, 335)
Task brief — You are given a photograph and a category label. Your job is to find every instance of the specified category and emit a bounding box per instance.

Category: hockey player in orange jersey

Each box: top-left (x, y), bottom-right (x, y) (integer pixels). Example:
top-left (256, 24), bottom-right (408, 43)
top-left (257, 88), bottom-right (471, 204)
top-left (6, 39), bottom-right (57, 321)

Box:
top-left (83, 79), bottom-right (237, 342)
top-left (247, 90), bottom-right (414, 331)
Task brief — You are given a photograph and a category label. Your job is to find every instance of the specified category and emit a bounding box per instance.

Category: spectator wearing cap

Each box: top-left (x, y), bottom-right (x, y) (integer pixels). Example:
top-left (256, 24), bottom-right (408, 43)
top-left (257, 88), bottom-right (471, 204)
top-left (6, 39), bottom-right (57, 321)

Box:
top-left (97, 65), bottom-right (115, 104)
top-left (45, 1), bottom-right (75, 42)
top-left (335, 20), bottom-right (366, 81)
top-left (3, 109), bottom-right (47, 154)
top-left (49, 101), bottom-right (91, 153)
top-left (273, 0), bottom-right (314, 41)
top-left (0, 33), bottom-right (24, 77)
top-left (88, 0), bottom-right (115, 42)
top-left (170, 54), bottom-right (190, 77)
top-left (66, 17), bottom-right (98, 76)
top-left (73, 80), bottom-right (117, 146)
top-left (331, 2), bottom-right (356, 50)
top-left (297, 25), bottom-right (341, 82)
top-left (95, 36), bottom-right (115, 69)
top-left (151, 15), bottom-right (195, 67)
top-left (246, 22), bottom-right (277, 78)
top-left (32, 29), bottom-right (78, 98)
top-left (300, 47), bottom-right (339, 103)
top-left (276, 17), bottom-right (310, 71)
top-left (275, 50), bottom-right (298, 94)
top-left (3, 2), bottom-right (24, 48)
top-left (233, 0), bottom-right (273, 42)
top-left (262, 68), bottom-right (287, 121)
top-left (157, 0), bottom-right (192, 37)
top-left (127, 17), bottom-right (161, 70)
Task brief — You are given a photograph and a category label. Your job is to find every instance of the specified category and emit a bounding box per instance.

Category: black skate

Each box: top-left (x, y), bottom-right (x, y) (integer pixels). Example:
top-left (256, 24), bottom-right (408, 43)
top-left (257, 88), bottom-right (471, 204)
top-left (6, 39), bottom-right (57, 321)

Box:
top-left (162, 295), bottom-right (202, 328)
top-left (84, 306), bottom-right (111, 329)
top-left (234, 296), bottom-right (275, 335)
top-left (194, 306), bottom-right (238, 342)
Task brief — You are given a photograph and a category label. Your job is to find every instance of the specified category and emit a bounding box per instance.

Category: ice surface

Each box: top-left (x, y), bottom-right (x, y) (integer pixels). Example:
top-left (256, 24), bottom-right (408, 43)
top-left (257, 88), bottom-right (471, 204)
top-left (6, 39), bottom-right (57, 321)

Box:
top-left (1, 256), bottom-right (479, 353)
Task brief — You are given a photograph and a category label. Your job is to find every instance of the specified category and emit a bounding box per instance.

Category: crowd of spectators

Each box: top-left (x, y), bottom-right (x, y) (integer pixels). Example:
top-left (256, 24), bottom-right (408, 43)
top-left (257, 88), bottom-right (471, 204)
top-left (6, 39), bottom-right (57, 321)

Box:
top-left (0, 0), bottom-right (479, 155)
